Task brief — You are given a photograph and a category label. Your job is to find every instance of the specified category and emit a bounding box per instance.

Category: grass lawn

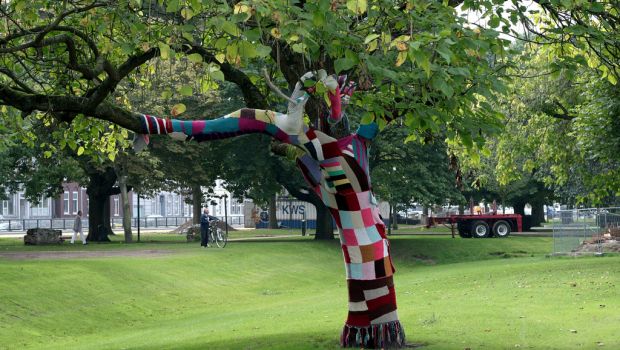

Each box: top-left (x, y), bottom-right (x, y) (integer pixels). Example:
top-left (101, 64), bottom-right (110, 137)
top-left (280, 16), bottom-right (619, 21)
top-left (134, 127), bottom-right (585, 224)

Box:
top-left (0, 234), bottom-right (618, 349)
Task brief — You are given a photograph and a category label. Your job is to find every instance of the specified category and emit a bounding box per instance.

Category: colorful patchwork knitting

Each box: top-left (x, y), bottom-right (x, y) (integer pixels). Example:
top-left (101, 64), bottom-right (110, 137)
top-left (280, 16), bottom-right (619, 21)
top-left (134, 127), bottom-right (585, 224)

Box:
top-left (135, 72), bottom-right (406, 348)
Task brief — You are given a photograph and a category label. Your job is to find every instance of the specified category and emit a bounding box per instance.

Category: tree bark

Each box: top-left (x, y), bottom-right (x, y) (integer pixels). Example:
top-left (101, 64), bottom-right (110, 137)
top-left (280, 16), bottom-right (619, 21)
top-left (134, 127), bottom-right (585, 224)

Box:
top-left (192, 185), bottom-right (202, 225)
top-left (392, 203), bottom-right (398, 230)
top-left (530, 201), bottom-right (545, 227)
top-left (85, 167), bottom-right (118, 242)
top-left (387, 203), bottom-right (392, 236)
top-left (118, 175), bottom-right (132, 243)
top-left (268, 194), bottom-right (278, 229)
top-left (314, 199), bottom-right (335, 240)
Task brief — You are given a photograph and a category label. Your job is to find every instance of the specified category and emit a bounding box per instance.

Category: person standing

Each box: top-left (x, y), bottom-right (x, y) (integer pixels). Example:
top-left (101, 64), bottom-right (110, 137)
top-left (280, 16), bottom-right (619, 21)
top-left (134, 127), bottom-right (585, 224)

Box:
top-left (200, 208), bottom-right (211, 247)
top-left (71, 210), bottom-right (87, 245)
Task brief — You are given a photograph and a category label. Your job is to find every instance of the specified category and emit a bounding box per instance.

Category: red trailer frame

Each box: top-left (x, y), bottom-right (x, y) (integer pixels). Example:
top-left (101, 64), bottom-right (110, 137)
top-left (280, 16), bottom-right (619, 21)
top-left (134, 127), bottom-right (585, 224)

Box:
top-left (427, 214), bottom-right (523, 238)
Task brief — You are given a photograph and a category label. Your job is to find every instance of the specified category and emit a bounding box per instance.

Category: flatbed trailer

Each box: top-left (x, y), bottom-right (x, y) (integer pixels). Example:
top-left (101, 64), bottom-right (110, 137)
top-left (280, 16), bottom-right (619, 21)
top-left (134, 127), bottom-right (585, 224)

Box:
top-left (427, 214), bottom-right (523, 238)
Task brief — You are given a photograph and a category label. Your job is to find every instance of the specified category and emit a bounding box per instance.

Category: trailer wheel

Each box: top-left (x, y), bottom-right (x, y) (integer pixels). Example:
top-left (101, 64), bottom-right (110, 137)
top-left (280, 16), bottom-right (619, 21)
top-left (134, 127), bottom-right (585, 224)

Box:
top-left (471, 220), bottom-right (490, 238)
top-left (492, 220), bottom-right (511, 237)
top-left (457, 222), bottom-right (472, 238)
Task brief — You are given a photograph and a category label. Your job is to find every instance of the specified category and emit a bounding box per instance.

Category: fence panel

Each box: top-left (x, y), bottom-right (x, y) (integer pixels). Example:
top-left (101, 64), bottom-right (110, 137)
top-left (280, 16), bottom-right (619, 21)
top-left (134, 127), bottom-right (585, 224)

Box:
top-left (0, 217), bottom-right (193, 232)
top-left (552, 208), bottom-right (620, 255)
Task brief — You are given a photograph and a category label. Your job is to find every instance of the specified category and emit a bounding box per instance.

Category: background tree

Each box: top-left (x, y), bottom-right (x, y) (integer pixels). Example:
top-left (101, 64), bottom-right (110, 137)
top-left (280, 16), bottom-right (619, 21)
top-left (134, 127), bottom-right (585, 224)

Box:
top-left (370, 124), bottom-right (463, 231)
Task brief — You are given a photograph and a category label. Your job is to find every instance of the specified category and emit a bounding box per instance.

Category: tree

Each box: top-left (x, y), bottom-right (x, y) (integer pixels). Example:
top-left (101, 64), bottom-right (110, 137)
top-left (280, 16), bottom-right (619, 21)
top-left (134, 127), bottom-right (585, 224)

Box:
top-left (370, 124), bottom-right (463, 231)
top-left (4, 0), bottom-right (618, 347)
top-left (493, 49), bottom-right (620, 207)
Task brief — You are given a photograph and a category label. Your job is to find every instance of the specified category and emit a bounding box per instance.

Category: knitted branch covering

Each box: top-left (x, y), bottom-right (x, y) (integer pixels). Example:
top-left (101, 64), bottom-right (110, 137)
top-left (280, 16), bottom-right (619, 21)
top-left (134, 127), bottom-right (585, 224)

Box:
top-left (136, 72), bottom-right (405, 348)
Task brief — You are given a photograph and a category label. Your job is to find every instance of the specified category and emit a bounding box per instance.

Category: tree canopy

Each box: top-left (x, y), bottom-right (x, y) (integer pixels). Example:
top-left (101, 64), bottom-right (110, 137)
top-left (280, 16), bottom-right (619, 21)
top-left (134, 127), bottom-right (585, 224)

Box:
top-left (0, 0), bottom-right (618, 208)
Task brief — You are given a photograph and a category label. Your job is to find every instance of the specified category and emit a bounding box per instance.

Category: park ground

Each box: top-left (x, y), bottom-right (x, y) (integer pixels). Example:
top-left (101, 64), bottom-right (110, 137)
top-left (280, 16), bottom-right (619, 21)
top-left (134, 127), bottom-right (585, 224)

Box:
top-left (0, 231), bottom-right (618, 350)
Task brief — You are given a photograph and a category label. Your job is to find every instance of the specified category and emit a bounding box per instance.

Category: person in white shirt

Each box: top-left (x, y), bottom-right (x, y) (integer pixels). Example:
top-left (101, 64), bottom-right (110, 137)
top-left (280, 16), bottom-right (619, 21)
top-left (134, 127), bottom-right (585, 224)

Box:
top-left (71, 210), bottom-right (87, 245)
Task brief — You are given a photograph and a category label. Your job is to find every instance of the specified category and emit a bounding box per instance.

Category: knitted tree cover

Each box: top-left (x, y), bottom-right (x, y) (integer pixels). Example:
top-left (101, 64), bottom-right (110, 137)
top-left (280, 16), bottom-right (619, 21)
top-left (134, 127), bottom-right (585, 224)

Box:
top-left (136, 72), bottom-right (406, 348)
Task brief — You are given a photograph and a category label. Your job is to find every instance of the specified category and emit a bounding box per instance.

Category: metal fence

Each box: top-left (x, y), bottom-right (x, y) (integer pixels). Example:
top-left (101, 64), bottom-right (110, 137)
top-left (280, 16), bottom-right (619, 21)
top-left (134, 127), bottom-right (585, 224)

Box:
top-left (551, 208), bottom-right (620, 255)
top-left (0, 216), bottom-right (193, 232)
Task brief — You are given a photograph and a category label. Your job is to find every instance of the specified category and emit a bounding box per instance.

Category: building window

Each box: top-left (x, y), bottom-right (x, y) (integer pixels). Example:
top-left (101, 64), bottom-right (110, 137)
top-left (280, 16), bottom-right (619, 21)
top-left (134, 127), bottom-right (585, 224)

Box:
top-left (173, 195), bottom-right (180, 216)
top-left (72, 192), bottom-right (79, 214)
top-left (63, 192), bottom-right (70, 214)
top-left (231, 200), bottom-right (242, 215)
top-left (2, 196), bottom-right (15, 216)
top-left (114, 196), bottom-right (120, 216)
top-left (166, 195), bottom-right (173, 216)
top-left (30, 196), bottom-right (49, 217)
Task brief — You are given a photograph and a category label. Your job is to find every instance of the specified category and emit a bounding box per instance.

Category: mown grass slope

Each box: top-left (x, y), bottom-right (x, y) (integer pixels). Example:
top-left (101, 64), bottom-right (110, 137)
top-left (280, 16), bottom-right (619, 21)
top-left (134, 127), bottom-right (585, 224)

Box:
top-left (0, 234), bottom-right (617, 349)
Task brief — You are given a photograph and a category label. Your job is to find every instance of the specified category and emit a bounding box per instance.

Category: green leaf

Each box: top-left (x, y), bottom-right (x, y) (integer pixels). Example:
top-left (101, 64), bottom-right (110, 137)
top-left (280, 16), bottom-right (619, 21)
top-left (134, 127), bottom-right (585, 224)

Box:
top-left (291, 43), bottom-right (307, 53)
top-left (313, 11), bottom-right (325, 27)
top-left (435, 45), bottom-right (453, 64)
top-left (161, 90), bottom-right (173, 99)
top-left (222, 21), bottom-right (240, 36)
top-left (182, 31), bottom-right (194, 42)
top-left (255, 45), bottom-right (271, 57)
top-left (238, 41), bottom-right (257, 58)
top-left (158, 42), bottom-right (171, 60)
top-left (364, 34), bottom-right (380, 44)
top-left (77, 146), bottom-right (85, 156)
top-left (360, 112), bottom-right (374, 124)
top-left (210, 70), bottom-right (225, 81)
top-left (395, 51), bottom-right (407, 67)
top-left (179, 85), bottom-right (193, 96)
top-left (166, 0), bottom-right (180, 12)
top-left (181, 7), bottom-right (194, 20)
top-left (214, 38), bottom-right (228, 50)
top-left (346, 0), bottom-right (367, 15)
top-left (171, 103), bottom-right (186, 116)
top-left (410, 49), bottom-right (431, 78)
top-left (187, 53), bottom-right (203, 63)
top-left (334, 57), bottom-right (356, 73)
top-left (431, 75), bottom-right (454, 98)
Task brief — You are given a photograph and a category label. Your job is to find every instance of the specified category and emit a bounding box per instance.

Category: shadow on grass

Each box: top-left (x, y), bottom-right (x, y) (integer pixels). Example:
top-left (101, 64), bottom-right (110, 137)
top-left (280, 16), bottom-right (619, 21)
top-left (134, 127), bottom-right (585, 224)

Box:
top-left (388, 235), bottom-right (552, 267)
top-left (125, 331), bottom-right (427, 350)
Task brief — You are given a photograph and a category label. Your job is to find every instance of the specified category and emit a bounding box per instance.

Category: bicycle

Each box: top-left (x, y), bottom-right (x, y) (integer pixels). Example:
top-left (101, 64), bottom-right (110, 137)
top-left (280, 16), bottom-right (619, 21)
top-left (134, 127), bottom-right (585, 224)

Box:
top-left (209, 219), bottom-right (228, 248)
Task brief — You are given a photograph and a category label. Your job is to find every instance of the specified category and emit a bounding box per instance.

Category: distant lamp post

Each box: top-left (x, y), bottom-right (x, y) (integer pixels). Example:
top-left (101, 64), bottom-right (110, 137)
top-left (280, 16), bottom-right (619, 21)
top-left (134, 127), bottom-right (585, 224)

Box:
top-left (137, 193), bottom-right (141, 243)
top-left (222, 194), bottom-right (228, 238)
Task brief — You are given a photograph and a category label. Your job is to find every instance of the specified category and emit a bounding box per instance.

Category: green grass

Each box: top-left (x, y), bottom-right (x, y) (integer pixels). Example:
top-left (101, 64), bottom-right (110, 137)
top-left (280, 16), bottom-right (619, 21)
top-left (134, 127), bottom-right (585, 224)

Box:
top-left (0, 235), bottom-right (618, 349)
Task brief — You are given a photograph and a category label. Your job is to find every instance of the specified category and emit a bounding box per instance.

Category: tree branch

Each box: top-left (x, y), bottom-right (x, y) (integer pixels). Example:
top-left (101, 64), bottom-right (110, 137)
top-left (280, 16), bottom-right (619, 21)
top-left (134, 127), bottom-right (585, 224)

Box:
top-left (0, 67), bottom-right (35, 93)
top-left (0, 82), bottom-right (143, 130)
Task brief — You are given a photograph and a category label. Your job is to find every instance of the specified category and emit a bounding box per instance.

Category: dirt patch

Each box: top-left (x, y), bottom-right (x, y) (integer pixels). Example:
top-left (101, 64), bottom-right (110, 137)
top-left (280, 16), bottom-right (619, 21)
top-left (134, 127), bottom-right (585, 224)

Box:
top-left (571, 239), bottom-right (620, 255)
top-left (0, 249), bottom-right (174, 260)
top-left (412, 254), bottom-right (436, 265)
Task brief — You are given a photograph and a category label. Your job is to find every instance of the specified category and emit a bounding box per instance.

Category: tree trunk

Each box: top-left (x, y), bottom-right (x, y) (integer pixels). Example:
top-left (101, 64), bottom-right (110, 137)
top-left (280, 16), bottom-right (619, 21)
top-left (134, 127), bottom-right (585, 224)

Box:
top-left (391, 203), bottom-right (398, 230)
top-left (530, 201), bottom-right (545, 227)
top-left (268, 193), bottom-right (278, 229)
top-left (85, 167), bottom-right (118, 242)
top-left (192, 185), bottom-right (202, 225)
top-left (86, 191), bottom-right (110, 242)
top-left (118, 175), bottom-right (132, 243)
top-left (314, 201), bottom-right (334, 240)
top-left (103, 196), bottom-right (113, 235)
top-left (387, 203), bottom-right (392, 236)
top-left (276, 176), bottom-right (334, 240)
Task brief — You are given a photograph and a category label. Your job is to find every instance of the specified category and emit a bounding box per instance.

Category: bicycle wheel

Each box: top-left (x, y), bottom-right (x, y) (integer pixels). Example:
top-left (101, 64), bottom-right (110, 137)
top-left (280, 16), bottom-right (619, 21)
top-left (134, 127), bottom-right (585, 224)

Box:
top-left (214, 227), bottom-right (227, 248)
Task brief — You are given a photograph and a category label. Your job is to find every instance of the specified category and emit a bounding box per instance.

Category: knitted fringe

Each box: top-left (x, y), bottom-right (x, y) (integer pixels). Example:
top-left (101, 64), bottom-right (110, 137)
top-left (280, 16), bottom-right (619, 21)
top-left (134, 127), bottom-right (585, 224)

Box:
top-left (340, 321), bottom-right (406, 349)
